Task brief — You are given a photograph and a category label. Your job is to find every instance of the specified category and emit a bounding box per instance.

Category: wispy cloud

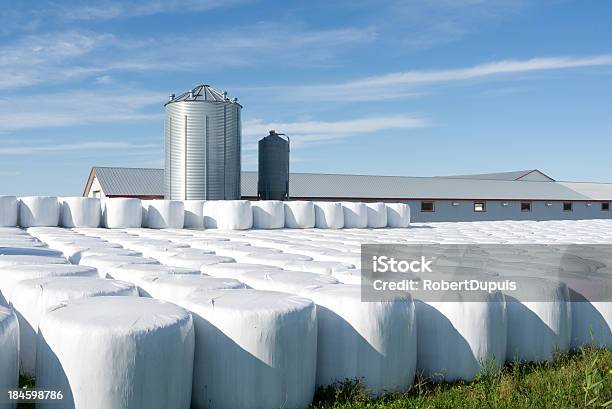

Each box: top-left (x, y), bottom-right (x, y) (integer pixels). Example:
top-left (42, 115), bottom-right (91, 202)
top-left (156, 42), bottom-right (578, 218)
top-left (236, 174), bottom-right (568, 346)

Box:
top-left (55, 0), bottom-right (249, 21)
top-left (268, 55), bottom-right (612, 101)
top-left (243, 115), bottom-right (430, 149)
top-left (0, 142), bottom-right (159, 156)
top-left (0, 24), bottom-right (377, 90)
top-left (0, 31), bottom-right (114, 89)
top-left (0, 88), bottom-right (165, 131)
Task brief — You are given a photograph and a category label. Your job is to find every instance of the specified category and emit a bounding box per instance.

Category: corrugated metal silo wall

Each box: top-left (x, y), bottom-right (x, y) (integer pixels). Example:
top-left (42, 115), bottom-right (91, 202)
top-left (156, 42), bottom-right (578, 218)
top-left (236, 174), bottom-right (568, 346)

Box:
top-left (258, 135), bottom-right (289, 200)
top-left (164, 101), bottom-right (241, 200)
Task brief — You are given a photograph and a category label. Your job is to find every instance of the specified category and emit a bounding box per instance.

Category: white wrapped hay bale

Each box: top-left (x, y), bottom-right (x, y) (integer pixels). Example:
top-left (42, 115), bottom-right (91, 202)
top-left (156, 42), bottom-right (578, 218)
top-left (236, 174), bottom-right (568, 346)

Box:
top-left (144, 200), bottom-right (185, 229)
top-left (0, 196), bottom-right (18, 227)
top-left (36, 297), bottom-right (194, 409)
top-left (203, 200), bottom-right (253, 230)
top-left (11, 277), bottom-right (138, 377)
top-left (314, 202), bottom-right (344, 229)
top-left (155, 252), bottom-right (234, 270)
top-left (282, 260), bottom-right (354, 275)
top-left (182, 289), bottom-right (317, 409)
top-left (0, 246), bottom-right (64, 257)
top-left (102, 198), bottom-right (142, 228)
top-left (59, 197), bottom-right (101, 228)
top-left (78, 254), bottom-right (159, 278)
top-left (0, 306), bottom-right (19, 407)
top-left (240, 252), bottom-right (312, 268)
top-left (18, 196), bottom-right (60, 227)
top-left (66, 246), bottom-right (140, 264)
top-left (0, 255), bottom-right (67, 269)
top-left (106, 264), bottom-right (199, 283)
top-left (183, 200), bottom-right (204, 229)
top-left (202, 262), bottom-right (282, 279)
top-left (284, 201), bottom-right (315, 229)
top-left (506, 277), bottom-right (572, 362)
top-left (555, 272), bottom-right (611, 349)
top-left (366, 202), bottom-right (387, 228)
top-left (252, 200), bottom-right (285, 229)
top-left (386, 203), bottom-right (410, 228)
top-left (0, 264), bottom-right (96, 305)
top-left (342, 202), bottom-right (368, 229)
top-left (137, 274), bottom-right (247, 301)
top-left (300, 285), bottom-right (416, 395)
top-left (415, 290), bottom-right (507, 382)
top-left (239, 270), bottom-right (338, 293)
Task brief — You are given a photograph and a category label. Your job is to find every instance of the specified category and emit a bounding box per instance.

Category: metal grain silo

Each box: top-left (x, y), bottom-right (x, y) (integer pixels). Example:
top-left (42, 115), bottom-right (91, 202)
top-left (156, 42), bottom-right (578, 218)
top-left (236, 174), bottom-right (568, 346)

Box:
top-left (164, 85), bottom-right (242, 200)
top-left (258, 130), bottom-right (290, 200)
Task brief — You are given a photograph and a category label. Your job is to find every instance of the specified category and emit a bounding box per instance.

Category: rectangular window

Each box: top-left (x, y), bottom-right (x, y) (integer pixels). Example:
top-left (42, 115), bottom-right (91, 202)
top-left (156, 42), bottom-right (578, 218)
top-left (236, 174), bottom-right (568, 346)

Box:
top-left (521, 202), bottom-right (531, 212)
top-left (421, 201), bottom-right (435, 212)
top-left (92, 190), bottom-right (100, 198)
top-left (602, 202), bottom-right (610, 211)
top-left (474, 202), bottom-right (486, 212)
top-left (563, 202), bottom-right (573, 212)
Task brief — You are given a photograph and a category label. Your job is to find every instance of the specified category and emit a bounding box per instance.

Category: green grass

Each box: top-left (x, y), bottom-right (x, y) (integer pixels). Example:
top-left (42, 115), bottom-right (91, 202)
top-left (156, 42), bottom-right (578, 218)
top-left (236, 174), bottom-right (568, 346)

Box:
top-left (15, 346), bottom-right (611, 409)
top-left (311, 346), bottom-right (612, 409)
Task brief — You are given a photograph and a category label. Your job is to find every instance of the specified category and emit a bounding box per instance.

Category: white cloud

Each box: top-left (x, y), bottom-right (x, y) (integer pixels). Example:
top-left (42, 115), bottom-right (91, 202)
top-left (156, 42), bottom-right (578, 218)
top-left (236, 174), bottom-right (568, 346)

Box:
top-left (271, 55), bottom-right (612, 101)
top-left (242, 115), bottom-right (430, 149)
top-left (56, 0), bottom-right (248, 21)
top-left (0, 89), bottom-right (165, 131)
top-left (0, 24), bottom-right (377, 90)
top-left (0, 142), bottom-right (159, 156)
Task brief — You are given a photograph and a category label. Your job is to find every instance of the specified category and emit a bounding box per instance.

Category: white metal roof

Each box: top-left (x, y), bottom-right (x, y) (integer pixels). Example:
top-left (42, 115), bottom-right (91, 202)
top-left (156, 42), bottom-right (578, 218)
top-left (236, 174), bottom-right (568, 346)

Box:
top-left (85, 167), bottom-right (612, 201)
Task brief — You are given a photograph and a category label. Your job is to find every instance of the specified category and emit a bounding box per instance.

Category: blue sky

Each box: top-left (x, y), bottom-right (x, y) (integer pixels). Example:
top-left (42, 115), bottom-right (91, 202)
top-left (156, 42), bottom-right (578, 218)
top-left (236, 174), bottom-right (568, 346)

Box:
top-left (0, 0), bottom-right (611, 195)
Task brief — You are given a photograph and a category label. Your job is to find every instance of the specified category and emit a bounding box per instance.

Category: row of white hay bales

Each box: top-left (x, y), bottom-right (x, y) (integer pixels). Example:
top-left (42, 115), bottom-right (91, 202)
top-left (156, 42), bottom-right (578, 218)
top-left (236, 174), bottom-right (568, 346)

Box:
top-left (1, 226), bottom-right (610, 409)
top-left (0, 196), bottom-right (410, 230)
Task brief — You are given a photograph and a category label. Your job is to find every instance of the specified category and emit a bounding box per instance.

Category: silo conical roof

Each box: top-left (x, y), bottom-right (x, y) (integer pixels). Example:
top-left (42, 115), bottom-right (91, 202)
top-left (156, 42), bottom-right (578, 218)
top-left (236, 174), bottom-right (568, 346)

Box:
top-left (166, 84), bottom-right (240, 106)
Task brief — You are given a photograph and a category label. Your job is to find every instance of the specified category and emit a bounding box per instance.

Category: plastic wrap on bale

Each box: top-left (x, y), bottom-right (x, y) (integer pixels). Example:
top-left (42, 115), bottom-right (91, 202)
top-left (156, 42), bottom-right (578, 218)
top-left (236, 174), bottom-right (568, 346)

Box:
top-left (202, 262), bottom-right (283, 279)
top-left (105, 264), bottom-right (200, 285)
top-left (415, 289), bottom-right (507, 382)
top-left (505, 276), bottom-right (572, 362)
top-left (251, 200), bottom-right (285, 229)
top-left (284, 201), bottom-right (315, 229)
top-left (78, 254), bottom-right (159, 278)
top-left (103, 198), bottom-right (143, 228)
top-left (203, 200), bottom-right (253, 230)
top-left (36, 297), bottom-right (194, 409)
top-left (239, 270), bottom-right (339, 293)
top-left (182, 289), bottom-right (317, 409)
top-left (366, 202), bottom-right (388, 228)
top-left (59, 197), bottom-right (101, 228)
top-left (154, 251), bottom-right (234, 270)
top-left (560, 272), bottom-right (611, 348)
top-left (314, 202), bottom-right (345, 229)
top-left (0, 264), bottom-right (96, 306)
top-left (10, 277), bottom-right (138, 377)
top-left (342, 202), bottom-right (368, 229)
top-left (136, 274), bottom-right (247, 301)
top-left (300, 284), bottom-right (416, 395)
top-left (0, 306), bottom-right (19, 409)
top-left (18, 196), bottom-right (60, 227)
top-left (0, 196), bottom-right (19, 227)
top-left (183, 200), bottom-right (204, 229)
top-left (144, 200), bottom-right (185, 229)
top-left (386, 203), bottom-right (411, 228)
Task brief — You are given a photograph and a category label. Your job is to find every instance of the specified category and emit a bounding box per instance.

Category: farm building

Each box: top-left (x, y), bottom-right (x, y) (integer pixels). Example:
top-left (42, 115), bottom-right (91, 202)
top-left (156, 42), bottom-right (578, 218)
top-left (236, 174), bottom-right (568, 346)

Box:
top-left (83, 166), bottom-right (612, 222)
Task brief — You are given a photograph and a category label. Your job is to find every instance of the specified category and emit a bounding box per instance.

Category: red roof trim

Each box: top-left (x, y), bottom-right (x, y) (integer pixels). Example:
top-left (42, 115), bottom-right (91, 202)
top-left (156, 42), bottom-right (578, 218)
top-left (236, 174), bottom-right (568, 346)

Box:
top-left (242, 196), bottom-right (609, 202)
top-left (106, 195), bottom-right (164, 199)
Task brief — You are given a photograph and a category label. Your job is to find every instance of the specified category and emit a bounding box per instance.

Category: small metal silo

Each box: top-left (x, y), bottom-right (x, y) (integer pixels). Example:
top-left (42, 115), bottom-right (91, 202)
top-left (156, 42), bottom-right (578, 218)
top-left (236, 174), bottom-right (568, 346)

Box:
top-left (164, 85), bottom-right (242, 200)
top-left (258, 130), bottom-right (290, 200)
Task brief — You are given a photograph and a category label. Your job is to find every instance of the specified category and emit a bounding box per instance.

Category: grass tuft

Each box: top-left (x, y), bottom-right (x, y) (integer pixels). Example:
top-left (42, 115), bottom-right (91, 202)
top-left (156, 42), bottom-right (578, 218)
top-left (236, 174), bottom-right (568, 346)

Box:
top-left (310, 346), bottom-right (612, 409)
